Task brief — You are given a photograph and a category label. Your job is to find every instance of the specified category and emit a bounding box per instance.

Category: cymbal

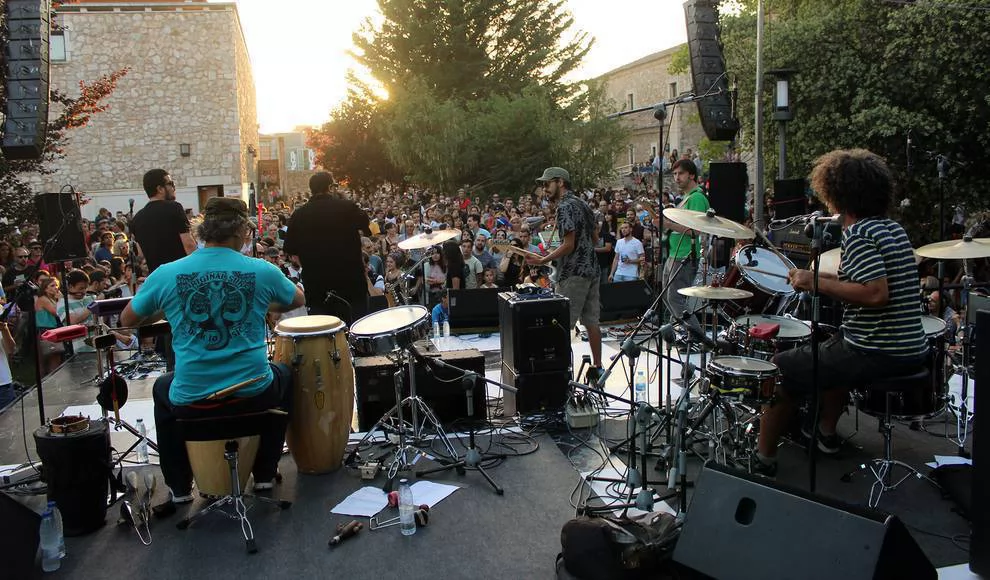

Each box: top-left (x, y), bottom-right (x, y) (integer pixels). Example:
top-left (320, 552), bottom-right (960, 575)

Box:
top-left (663, 208), bottom-right (755, 239)
top-left (815, 248), bottom-right (842, 276)
top-left (397, 228), bottom-right (461, 250)
top-left (915, 237), bottom-right (990, 260)
top-left (677, 285), bottom-right (754, 300)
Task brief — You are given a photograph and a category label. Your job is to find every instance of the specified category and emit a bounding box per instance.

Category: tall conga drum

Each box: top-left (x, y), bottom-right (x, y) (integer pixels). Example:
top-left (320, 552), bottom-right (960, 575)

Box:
top-left (273, 315), bottom-right (353, 474)
top-left (34, 417), bottom-right (110, 536)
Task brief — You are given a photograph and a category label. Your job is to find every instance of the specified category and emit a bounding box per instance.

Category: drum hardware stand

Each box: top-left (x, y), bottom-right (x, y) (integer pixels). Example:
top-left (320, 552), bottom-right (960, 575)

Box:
top-left (805, 214), bottom-right (835, 493)
top-left (415, 369), bottom-right (506, 495)
top-left (569, 381), bottom-right (677, 516)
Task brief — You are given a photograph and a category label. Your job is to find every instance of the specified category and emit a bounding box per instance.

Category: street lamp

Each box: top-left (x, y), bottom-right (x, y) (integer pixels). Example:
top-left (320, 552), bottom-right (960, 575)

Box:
top-left (767, 68), bottom-right (795, 179)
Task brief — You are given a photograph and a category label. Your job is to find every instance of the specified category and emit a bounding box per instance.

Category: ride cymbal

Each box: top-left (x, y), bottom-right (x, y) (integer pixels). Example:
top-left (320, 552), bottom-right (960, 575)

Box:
top-left (677, 286), bottom-right (755, 300)
top-left (662, 208), bottom-right (755, 239)
top-left (397, 228), bottom-right (462, 250)
top-left (915, 237), bottom-right (990, 260)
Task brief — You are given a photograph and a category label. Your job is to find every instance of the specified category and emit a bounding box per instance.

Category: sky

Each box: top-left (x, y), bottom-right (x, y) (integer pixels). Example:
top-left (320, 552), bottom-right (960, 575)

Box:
top-left (231, 0), bottom-right (689, 134)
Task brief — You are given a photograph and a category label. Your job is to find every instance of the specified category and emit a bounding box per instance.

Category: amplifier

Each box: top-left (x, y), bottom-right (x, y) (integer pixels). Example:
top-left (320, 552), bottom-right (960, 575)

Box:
top-left (448, 287), bottom-right (500, 331)
top-left (353, 348), bottom-right (487, 430)
top-left (599, 279), bottom-right (654, 323)
top-left (498, 292), bottom-right (571, 373)
top-left (500, 363), bottom-right (570, 416)
top-left (771, 220), bottom-right (840, 266)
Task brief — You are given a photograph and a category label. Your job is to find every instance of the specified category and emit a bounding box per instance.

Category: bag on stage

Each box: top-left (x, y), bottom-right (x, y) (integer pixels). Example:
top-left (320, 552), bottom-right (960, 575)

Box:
top-left (556, 512), bottom-right (681, 579)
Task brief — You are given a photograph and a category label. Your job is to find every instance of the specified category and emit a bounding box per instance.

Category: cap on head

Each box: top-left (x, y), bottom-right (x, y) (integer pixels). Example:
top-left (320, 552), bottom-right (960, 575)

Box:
top-left (536, 167), bottom-right (570, 183)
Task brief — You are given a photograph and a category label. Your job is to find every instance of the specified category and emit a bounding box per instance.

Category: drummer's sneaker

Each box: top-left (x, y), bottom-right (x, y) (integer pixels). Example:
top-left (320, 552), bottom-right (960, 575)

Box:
top-left (751, 454), bottom-right (778, 479)
top-left (801, 425), bottom-right (843, 455)
top-left (170, 489), bottom-right (194, 504)
top-left (253, 480), bottom-right (275, 492)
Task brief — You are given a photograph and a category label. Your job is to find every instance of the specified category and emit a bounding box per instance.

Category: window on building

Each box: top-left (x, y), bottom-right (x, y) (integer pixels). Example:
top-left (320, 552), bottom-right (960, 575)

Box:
top-left (627, 93), bottom-right (634, 110)
top-left (669, 82), bottom-right (677, 99)
top-left (50, 30), bottom-right (66, 62)
top-left (651, 145), bottom-right (657, 159)
top-left (628, 144), bottom-right (635, 166)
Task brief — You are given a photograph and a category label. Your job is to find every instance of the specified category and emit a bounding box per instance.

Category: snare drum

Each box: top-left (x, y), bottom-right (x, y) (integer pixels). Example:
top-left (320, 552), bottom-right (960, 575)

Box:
top-left (273, 315), bottom-right (354, 474)
top-left (857, 315), bottom-right (948, 419)
top-left (349, 305), bottom-right (430, 357)
top-left (733, 314), bottom-right (812, 360)
top-left (706, 356), bottom-right (779, 403)
top-left (720, 246), bottom-right (796, 316)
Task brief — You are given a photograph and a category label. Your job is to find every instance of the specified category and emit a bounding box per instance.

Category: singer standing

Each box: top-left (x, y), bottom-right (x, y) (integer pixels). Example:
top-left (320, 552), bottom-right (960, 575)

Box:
top-left (753, 149), bottom-right (926, 477)
top-left (663, 159), bottom-right (708, 342)
top-left (526, 167), bottom-right (604, 381)
top-left (283, 172), bottom-right (372, 324)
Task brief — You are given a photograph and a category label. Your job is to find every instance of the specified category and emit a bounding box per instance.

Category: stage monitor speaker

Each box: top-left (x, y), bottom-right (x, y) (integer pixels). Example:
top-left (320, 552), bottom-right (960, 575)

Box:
top-left (599, 279), bottom-right (654, 323)
top-left (708, 162), bottom-right (748, 224)
top-left (3, 0), bottom-right (51, 160)
top-left (773, 178), bottom-right (808, 219)
top-left (353, 348), bottom-right (487, 431)
top-left (498, 292), bottom-right (571, 374)
top-left (684, 0), bottom-right (739, 142)
top-left (972, 309), bottom-right (989, 575)
top-left (0, 491), bottom-right (41, 580)
top-left (448, 287), bottom-right (500, 330)
top-left (500, 363), bottom-right (569, 416)
top-left (673, 462), bottom-right (936, 580)
top-left (35, 191), bottom-right (88, 262)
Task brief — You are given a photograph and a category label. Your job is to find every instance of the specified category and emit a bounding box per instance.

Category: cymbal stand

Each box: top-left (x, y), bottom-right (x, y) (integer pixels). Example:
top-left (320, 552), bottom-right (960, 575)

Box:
top-left (945, 264), bottom-right (977, 456)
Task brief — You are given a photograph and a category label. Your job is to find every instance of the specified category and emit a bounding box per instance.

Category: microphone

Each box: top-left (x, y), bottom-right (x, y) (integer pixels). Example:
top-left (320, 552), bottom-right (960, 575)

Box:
top-left (802, 212), bottom-right (841, 239)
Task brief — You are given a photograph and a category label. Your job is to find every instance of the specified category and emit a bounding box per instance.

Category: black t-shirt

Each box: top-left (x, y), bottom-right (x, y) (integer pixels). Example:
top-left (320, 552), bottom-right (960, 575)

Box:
top-left (283, 194), bottom-right (370, 299)
top-left (130, 200), bottom-right (190, 273)
top-left (2, 263), bottom-right (37, 292)
top-left (598, 229), bottom-right (616, 271)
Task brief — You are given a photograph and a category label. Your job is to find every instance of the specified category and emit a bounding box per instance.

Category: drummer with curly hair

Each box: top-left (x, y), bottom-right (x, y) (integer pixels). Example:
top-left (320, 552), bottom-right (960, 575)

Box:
top-left (121, 197), bottom-right (305, 508)
top-left (754, 149), bottom-right (926, 477)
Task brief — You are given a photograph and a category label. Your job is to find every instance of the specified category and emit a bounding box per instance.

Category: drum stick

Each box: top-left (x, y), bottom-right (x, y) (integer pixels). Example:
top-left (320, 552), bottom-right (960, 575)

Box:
top-left (738, 265), bottom-right (789, 279)
top-left (206, 375), bottom-right (267, 400)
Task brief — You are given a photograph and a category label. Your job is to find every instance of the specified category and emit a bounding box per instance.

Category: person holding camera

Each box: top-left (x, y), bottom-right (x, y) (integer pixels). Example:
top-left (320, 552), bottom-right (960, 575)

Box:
top-left (609, 221), bottom-right (645, 282)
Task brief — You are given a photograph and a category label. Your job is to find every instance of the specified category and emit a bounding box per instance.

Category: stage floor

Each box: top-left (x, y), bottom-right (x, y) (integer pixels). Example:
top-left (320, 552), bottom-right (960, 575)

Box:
top-left (0, 327), bottom-right (977, 578)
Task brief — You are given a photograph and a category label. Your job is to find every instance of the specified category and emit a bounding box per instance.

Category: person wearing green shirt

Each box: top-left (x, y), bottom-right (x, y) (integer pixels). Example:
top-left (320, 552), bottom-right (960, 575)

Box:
top-left (663, 159), bottom-right (709, 341)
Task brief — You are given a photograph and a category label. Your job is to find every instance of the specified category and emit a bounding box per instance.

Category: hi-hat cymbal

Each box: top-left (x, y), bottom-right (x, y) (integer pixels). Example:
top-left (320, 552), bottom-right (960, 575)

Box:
top-left (677, 285), bottom-right (754, 300)
top-left (663, 208), bottom-right (755, 239)
top-left (915, 237), bottom-right (990, 260)
top-left (397, 228), bottom-right (462, 250)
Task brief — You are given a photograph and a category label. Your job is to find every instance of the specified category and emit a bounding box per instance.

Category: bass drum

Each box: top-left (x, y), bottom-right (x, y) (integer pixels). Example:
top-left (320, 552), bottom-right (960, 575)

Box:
top-left (720, 246), bottom-right (796, 317)
top-left (273, 315), bottom-right (354, 474)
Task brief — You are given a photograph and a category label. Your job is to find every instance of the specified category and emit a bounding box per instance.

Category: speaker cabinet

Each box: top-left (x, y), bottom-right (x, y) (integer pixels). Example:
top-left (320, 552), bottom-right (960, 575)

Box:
top-left (599, 280), bottom-right (654, 323)
top-left (498, 292), bottom-right (571, 374)
top-left (35, 192), bottom-right (88, 262)
top-left (500, 363), bottom-right (570, 416)
top-left (684, 0), bottom-right (738, 142)
top-left (3, 0), bottom-right (51, 160)
top-left (708, 162), bottom-right (748, 224)
top-left (972, 309), bottom-right (989, 574)
top-left (354, 348), bottom-right (487, 430)
top-left (773, 177), bottom-right (808, 219)
top-left (673, 463), bottom-right (936, 580)
top-left (448, 287), bottom-right (500, 330)
top-left (0, 492), bottom-right (41, 579)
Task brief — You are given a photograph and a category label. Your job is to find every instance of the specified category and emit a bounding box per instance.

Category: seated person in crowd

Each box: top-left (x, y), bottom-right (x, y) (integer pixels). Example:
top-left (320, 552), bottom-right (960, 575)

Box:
top-left (121, 197), bottom-right (305, 505)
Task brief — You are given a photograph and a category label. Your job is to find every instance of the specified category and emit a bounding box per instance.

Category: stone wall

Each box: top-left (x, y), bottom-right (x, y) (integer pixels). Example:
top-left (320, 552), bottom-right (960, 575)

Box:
top-left (24, 3), bottom-right (257, 217)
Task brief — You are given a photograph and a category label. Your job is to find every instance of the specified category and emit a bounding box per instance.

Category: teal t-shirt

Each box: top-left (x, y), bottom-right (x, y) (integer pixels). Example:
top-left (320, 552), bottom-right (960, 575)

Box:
top-left (668, 187), bottom-right (710, 259)
top-left (131, 247), bottom-right (298, 405)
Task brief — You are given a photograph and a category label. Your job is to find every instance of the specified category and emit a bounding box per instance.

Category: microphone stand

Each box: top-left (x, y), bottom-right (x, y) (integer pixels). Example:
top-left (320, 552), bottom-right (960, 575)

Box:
top-left (806, 215), bottom-right (830, 493)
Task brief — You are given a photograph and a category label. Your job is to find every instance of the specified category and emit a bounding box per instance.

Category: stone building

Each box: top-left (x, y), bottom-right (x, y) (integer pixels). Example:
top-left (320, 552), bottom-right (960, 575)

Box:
top-left (598, 44), bottom-right (707, 188)
top-left (257, 130), bottom-right (317, 206)
top-left (26, 0), bottom-right (258, 219)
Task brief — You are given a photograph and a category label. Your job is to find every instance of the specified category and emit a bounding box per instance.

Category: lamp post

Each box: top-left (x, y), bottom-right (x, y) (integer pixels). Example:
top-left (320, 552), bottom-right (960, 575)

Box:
top-left (767, 69), bottom-right (795, 180)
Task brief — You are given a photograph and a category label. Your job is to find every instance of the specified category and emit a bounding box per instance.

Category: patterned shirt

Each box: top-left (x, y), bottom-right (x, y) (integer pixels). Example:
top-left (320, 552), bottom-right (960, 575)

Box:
top-left (839, 218), bottom-right (926, 358)
top-left (555, 192), bottom-right (600, 282)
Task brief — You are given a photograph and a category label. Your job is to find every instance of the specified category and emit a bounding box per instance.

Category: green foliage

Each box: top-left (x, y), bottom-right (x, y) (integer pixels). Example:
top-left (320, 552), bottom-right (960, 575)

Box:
top-left (719, 0), bottom-right (990, 241)
top-left (668, 44), bottom-right (690, 76)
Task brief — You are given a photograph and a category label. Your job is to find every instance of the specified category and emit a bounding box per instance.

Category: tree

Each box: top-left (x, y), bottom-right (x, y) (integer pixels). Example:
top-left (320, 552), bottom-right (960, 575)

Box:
top-left (719, 0), bottom-right (990, 241)
top-left (0, 69), bottom-right (128, 229)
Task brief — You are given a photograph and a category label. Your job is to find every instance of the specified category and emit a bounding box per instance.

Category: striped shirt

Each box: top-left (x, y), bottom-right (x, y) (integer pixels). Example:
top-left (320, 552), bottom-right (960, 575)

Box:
top-left (839, 218), bottom-right (926, 358)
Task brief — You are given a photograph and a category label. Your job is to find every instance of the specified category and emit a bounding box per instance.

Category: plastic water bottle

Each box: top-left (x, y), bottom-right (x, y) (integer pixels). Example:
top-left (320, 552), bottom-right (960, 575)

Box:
top-left (398, 478), bottom-right (416, 536)
top-left (442, 320), bottom-right (451, 339)
top-left (47, 501), bottom-right (65, 559)
top-left (634, 368), bottom-right (648, 403)
top-left (136, 418), bottom-right (149, 464)
top-left (433, 321), bottom-right (440, 339)
top-left (40, 509), bottom-right (60, 572)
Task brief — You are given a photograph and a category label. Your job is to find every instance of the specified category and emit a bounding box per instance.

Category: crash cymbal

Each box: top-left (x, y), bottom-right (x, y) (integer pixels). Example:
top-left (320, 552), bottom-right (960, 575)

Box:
top-left (397, 228), bottom-right (462, 250)
top-left (677, 285), bottom-right (755, 300)
top-left (915, 237), bottom-right (990, 260)
top-left (815, 248), bottom-right (842, 276)
top-left (662, 208), bottom-right (755, 239)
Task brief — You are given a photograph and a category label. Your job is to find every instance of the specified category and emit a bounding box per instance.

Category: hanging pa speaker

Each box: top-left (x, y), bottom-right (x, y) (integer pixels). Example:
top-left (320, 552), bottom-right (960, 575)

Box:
top-left (35, 192), bottom-right (89, 263)
top-left (684, 0), bottom-right (739, 142)
top-left (673, 462), bottom-right (936, 580)
top-left (2, 0), bottom-right (51, 160)
top-left (708, 162), bottom-right (748, 224)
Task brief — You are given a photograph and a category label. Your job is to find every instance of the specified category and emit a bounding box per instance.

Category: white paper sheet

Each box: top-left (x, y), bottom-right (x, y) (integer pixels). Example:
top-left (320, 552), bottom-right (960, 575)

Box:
top-left (329, 481), bottom-right (461, 517)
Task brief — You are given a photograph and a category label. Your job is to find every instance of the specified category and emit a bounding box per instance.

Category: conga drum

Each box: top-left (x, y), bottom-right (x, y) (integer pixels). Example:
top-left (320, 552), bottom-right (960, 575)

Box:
top-left (273, 315), bottom-right (353, 474)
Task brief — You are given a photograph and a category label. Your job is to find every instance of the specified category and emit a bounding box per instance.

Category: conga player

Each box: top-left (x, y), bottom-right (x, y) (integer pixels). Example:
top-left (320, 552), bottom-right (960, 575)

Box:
top-left (121, 198), bottom-right (304, 507)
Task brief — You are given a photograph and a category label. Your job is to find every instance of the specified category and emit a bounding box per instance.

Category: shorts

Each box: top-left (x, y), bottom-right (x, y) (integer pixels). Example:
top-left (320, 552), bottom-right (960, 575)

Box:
top-left (557, 275), bottom-right (601, 329)
top-left (774, 330), bottom-right (927, 396)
